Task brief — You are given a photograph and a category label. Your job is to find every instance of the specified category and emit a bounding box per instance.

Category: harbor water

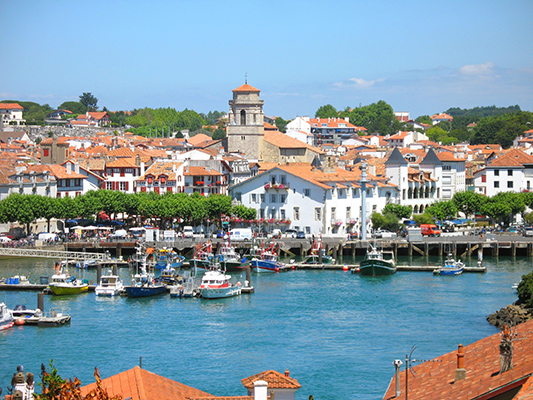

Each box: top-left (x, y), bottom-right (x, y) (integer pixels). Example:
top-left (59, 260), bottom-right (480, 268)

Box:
top-left (0, 255), bottom-right (531, 400)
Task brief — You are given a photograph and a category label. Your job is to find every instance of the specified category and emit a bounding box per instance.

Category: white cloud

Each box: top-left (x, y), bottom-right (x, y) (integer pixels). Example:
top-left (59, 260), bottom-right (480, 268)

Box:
top-left (459, 62), bottom-right (495, 76)
top-left (334, 77), bottom-right (386, 89)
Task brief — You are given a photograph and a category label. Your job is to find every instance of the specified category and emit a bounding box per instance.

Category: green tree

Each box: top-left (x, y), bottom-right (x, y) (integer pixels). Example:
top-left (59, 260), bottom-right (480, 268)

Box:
top-left (79, 92), bottom-right (98, 112)
top-left (275, 117), bottom-right (290, 133)
top-left (412, 212), bottom-right (434, 225)
top-left (426, 200), bottom-right (458, 222)
top-left (481, 200), bottom-right (512, 225)
top-left (415, 115), bottom-right (432, 125)
top-left (517, 271), bottom-right (533, 308)
top-left (58, 101), bottom-right (87, 114)
top-left (382, 204), bottom-right (412, 219)
top-left (315, 104), bottom-right (338, 118)
top-left (206, 195), bottom-right (232, 223)
top-left (340, 100), bottom-right (400, 135)
top-left (212, 126), bottom-right (226, 140)
top-left (232, 204), bottom-right (256, 220)
top-left (453, 191), bottom-right (485, 221)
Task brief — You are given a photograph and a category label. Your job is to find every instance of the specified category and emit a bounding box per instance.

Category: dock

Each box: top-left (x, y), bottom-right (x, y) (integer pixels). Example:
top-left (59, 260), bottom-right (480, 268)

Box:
top-left (289, 263), bottom-right (486, 273)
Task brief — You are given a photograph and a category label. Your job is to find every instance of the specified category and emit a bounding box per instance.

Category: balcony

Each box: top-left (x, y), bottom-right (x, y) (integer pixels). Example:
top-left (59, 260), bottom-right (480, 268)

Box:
top-left (264, 183), bottom-right (290, 190)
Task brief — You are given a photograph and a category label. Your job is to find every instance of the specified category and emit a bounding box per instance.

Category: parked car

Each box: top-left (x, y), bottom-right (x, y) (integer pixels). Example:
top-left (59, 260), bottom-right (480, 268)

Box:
top-left (182, 226), bottom-right (194, 238)
top-left (372, 229), bottom-right (396, 239)
top-left (284, 229), bottom-right (298, 238)
top-left (296, 231), bottom-right (306, 239)
top-left (523, 227), bottom-right (533, 237)
top-left (348, 232), bottom-right (359, 240)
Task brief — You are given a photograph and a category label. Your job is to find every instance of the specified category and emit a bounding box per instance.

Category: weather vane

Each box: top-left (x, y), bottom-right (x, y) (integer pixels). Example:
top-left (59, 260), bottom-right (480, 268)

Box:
top-left (245, 72), bottom-right (248, 84)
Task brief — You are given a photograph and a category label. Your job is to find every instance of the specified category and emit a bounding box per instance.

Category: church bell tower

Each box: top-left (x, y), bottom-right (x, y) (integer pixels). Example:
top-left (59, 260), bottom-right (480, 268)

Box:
top-left (227, 82), bottom-right (265, 160)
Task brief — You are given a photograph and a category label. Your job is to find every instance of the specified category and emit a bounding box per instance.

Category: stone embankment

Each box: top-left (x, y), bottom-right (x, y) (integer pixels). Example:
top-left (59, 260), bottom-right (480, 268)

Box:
top-left (487, 304), bottom-right (533, 329)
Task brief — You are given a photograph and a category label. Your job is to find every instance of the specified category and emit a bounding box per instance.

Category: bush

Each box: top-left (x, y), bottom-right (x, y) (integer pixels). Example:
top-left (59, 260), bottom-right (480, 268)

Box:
top-left (517, 271), bottom-right (533, 308)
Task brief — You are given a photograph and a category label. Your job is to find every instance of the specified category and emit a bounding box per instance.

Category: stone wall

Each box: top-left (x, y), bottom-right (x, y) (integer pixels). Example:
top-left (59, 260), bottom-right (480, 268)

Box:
top-left (27, 125), bottom-right (125, 139)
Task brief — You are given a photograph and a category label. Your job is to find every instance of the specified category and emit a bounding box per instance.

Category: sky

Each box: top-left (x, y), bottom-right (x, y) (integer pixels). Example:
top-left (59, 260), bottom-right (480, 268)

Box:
top-left (1, 0), bottom-right (532, 120)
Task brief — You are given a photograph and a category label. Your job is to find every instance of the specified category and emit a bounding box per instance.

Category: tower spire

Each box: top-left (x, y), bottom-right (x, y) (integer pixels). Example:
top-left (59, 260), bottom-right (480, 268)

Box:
top-left (245, 72), bottom-right (248, 84)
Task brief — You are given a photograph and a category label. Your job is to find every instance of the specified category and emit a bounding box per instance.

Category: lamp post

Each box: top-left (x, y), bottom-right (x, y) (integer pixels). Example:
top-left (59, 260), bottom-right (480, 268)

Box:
top-left (359, 162), bottom-right (370, 241)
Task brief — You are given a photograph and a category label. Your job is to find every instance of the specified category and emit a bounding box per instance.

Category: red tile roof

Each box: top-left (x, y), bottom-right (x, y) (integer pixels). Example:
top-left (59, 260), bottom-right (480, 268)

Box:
top-left (489, 148), bottom-right (533, 167)
top-left (81, 366), bottom-right (214, 400)
top-left (242, 369), bottom-right (301, 390)
top-left (0, 103), bottom-right (23, 110)
top-left (232, 84), bottom-right (260, 92)
top-left (307, 117), bottom-right (356, 129)
top-left (383, 319), bottom-right (533, 400)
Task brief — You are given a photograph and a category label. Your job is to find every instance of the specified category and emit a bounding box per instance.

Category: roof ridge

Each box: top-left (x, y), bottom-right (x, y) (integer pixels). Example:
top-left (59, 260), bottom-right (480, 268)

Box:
top-left (134, 366), bottom-right (147, 400)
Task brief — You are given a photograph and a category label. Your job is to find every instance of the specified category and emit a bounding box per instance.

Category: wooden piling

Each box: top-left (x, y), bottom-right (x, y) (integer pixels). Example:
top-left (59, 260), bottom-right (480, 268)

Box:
top-left (96, 263), bottom-right (102, 285)
top-left (37, 292), bottom-right (44, 311)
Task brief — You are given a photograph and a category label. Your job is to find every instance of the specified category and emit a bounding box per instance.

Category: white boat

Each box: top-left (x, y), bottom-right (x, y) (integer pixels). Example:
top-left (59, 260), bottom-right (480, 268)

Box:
top-left (199, 268), bottom-right (242, 299)
top-left (434, 253), bottom-right (465, 276)
top-left (0, 302), bottom-right (14, 331)
top-left (95, 270), bottom-right (124, 296)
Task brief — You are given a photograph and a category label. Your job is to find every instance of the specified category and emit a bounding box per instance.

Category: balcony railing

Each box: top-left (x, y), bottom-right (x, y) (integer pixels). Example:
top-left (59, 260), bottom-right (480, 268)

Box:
top-left (264, 183), bottom-right (290, 190)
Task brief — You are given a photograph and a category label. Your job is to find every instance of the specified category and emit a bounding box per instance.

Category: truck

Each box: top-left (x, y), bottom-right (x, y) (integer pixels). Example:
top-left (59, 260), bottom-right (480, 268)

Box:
top-left (420, 224), bottom-right (441, 237)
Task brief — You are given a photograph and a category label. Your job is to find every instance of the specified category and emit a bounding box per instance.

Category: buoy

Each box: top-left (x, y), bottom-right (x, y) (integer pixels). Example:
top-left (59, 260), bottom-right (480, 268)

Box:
top-left (342, 265), bottom-right (349, 271)
top-left (15, 318), bottom-right (25, 326)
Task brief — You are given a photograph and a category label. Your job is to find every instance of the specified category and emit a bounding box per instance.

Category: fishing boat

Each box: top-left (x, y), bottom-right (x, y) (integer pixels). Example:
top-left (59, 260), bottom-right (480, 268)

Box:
top-left (358, 244), bottom-right (396, 276)
top-left (434, 254), bottom-right (465, 276)
top-left (302, 236), bottom-right (334, 264)
top-left (48, 262), bottom-right (89, 295)
top-left (170, 270), bottom-right (199, 298)
top-left (217, 242), bottom-right (250, 271)
top-left (95, 270), bottom-right (125, 296)
top-left (191, 241), bottom-right (215, 269)
top-left (199, 267), bottom-right (242, 299)
top-left (124, 263), bottom-right (167, 298)
top-left (250, 241), bottom-right (284, 273)
top-left (154, 248), bottom-right (185, 270)
top-left (0, 302), bottom-right (14, 330)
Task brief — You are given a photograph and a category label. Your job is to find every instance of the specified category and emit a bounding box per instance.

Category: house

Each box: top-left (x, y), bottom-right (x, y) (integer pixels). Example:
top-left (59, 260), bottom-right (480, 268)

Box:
top-left (386, 131), bottom-right (429, 148)
top-left (68, 111), bottom-right (111, 127)
top-left (230, 160), bottom-right (398, 236)
top-left (79, 366), bottom-right (300, 400)
top-left (262, 130), bottom-right (324, 163)
top-left (436, 151), bottom-right (467, 199)
top-left (0, 103), bottom-right (25, 128)
top-left (104, 157), bottom-right (144, 193)
top-left (136, 161), bottom-right (184, 194)
top-left (40, 137), bottom-right (71, 164)
top-left (473, 148), bottom-right (533, 196)
top-left (0, 131), bottom-right (31, 145)
top-left (45, 109), bottom-right (72, 124)
top-left (183, 162), bottom-right (228, 196)
top-left (430, 112), bottom-right (454, 125)
top-left (62, 160), bottom-right (104, 193)
top-left (382, 319), bottom-right (533, 400)
top-left (394, 111), bottom-right (410, 122)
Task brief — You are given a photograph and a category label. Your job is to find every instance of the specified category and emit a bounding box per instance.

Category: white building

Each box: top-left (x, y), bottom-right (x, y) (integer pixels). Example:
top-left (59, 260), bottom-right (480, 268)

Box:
top-left (473, 148), bottom-right (533, 196)
top-left (0, 103), bottom-right (25, 128)
top-left (230, 160), bottom-right (398, 235)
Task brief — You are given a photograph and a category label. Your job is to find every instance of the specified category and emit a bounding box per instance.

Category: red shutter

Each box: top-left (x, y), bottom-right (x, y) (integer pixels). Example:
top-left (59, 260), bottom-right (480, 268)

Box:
top-left (125, 182), bottom-right (129, 191)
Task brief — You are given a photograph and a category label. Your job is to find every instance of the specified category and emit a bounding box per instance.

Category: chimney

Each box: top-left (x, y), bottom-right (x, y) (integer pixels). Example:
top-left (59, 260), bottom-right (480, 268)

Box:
top-left (66, 162), bottom-right (72, 174)
top-left (74, 162), bottom-right (79, 174)
top-left (253, 380), bottom-right (268, 400)
top-left (455, 344), bottom-right (466, 381)
top-left (500, 325), bottom-right (513, 373)
top-left (285, 369), bottom-right (290, 377)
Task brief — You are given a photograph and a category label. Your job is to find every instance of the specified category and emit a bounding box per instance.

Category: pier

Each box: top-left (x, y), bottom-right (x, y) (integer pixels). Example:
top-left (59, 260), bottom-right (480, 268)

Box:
top-left (0, 248), bottom-right (107, 261)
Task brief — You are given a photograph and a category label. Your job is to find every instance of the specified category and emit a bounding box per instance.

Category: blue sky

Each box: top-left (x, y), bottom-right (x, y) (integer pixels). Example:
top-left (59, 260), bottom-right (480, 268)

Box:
top-left (1, 0), bottom-right (532, 120)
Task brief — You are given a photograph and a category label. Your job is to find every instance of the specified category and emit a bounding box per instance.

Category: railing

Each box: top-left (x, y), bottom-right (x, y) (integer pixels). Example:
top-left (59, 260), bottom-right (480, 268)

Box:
top-left (0, 248), bottom-right (106, 260)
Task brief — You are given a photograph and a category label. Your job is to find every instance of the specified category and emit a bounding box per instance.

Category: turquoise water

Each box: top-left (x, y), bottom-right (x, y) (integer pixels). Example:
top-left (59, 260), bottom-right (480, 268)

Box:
top-left (0, 255), bottom-right (531, 400)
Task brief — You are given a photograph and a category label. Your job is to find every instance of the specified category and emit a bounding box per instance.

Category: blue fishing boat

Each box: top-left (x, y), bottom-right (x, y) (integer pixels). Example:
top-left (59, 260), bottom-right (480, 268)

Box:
top-left (251, 241), bottom-right (284, 273)
top-left (125, 259), bottom-right (167, 298)
top-left (434, 254), bottom-right (465, 276)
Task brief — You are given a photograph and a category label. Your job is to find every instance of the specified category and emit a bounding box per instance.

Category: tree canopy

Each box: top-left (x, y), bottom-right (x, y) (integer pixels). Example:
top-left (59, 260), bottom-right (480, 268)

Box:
top-left (79, 92), bottom-right (99, 112)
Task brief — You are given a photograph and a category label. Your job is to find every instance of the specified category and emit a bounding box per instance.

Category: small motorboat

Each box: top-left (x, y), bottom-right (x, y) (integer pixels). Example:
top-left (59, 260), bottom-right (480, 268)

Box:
top-left (125, 264), bottom-right (167, 298)
top-left (48, 262), bottom-right (89, 295)
top-left (217, 242), bottom-right (250, 271)
top-left (302, 236), bottom-right (334, 264)
top-left (95, 270), bottom-right (124, 296)
top-left (11, 304), bottom-right (38, 318)
top-left (434, 254), bottom-right (465, 276)
top-left (0, 302), bottom-right (14, 331)
top-left (250, 241), bottom-right (284, 273)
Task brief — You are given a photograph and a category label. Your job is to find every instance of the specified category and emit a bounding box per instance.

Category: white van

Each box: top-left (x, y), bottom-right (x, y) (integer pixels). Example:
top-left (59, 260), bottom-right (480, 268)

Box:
top-left (183, 226), bottom-right (194, 238)
top-left (229, 228), bottom-right (252, 242)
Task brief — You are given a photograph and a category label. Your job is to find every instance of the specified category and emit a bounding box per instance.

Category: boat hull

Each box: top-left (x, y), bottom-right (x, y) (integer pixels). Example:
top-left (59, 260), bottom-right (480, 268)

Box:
top-left (200, 286), bottom-right (241, 299)
top-left (95, 287), bottom-right (123, 296)
top-left (125, 285), bottom-right (167, 298)
top-left (359, 260), bottom-right (397, 276)
top-left (251, 259), bottom-right (282, 272)
top-left (438, 268), bottom-right (464, 276)
top-left (49, 284), bottom-right (89, 295)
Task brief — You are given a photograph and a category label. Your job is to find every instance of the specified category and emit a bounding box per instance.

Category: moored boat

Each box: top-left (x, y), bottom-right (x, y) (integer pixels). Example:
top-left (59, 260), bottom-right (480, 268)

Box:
top-left (125, 264), bottom-right (166, 298)
top-left (302, 236), bottom-right (334, 264)
top-left (95, 270), bottom-right (124, 296)
top-left (218, 242), bottom-right (250, 271)
top-left (191, 241), bottom-right (214, 269)
top-left (199, 265), bottom-right (242, 299)
top-left (251, 241), bottom-right (284, 273)
top-left (48, 263), bottom-right (89, 295)
top-left (0, 302), bottom-right (14, 330)
top-left (358, 244), bottom-right (396, 276)
top-left (434, 254), bottom-right (465, 276)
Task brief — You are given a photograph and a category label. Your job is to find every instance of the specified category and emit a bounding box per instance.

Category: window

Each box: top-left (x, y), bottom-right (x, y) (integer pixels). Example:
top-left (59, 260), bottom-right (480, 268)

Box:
top-left (443, 165), bottom-right (451, 171)
top-left (119, 182), bottom-right (126, 191)
top-left (240, 109), bottom-right (246, 125)
top-left (270, 208), bottom-right (276, 218)
top-left (271, 194), bottom-right (277, 203)
top-left (260, 208), bottom-right (265, 218)
top-left (43, 149), bottom-right (49, 157)
top-left (294, 207), bottom-right (300, 221)
top-left (508, 181), bottom-right (513, 188)
top-left (304, 188), bottom-right (310, 196)
top-left (494, 181), bottom-right (499, 188)
top-left (346, 207), bottom-right (351, 219)
top-left (280, 194), bottom-right (286, 202)
top-left (271, 175), bottom-right (276, 185)
top-left (106, 182), bottom-right (113, 190)
top-left (241, 136), bottom-right (246, 141)
top-left (494, 170), bottom-right (499, 176)
top-left (280, 209), bottom-right (286, 220)
top-left (508, 169), bottom-right (513, 176)
top-left (315, 208), bottom-right (321, 221)
top-left (280, 175), bottom-right (287, 184)
top-left (331, 207), bottom-right (336, 220)
top-left (481, 175), bottom-right (486, 183)
top-left (260, 194), bottom-right (265, 202)
top-left (251, 193), bottom-right (257, 203)
top-left (235, 192), bottom-right (242, 202)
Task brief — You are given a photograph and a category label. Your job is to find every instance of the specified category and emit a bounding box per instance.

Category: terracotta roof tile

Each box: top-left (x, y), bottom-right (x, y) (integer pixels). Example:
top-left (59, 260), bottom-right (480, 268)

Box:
top-left (0, 102), bottom-right (23, 110)
top-left (241, 369), bottom-right (301, 390)
top-left (106, 157), bottom-right (138, 168)
top-left (232, 83), bottom-right (260, 92)
top-left (184, 166), bottom-right (223, 176)
top-left (264, 131), bottom-right (324, 154)
top-left (81, 366), bottom-right (213, 400)
top-left (489, 148), bottom-right (533, 167)
top-left (383, 319), bottom-right (533, 400)
top-left (307, 117), bottom-right (357, 129)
